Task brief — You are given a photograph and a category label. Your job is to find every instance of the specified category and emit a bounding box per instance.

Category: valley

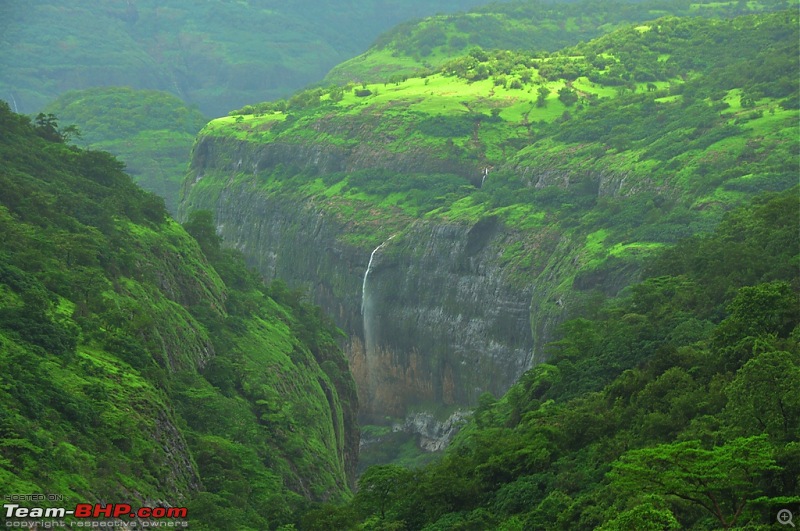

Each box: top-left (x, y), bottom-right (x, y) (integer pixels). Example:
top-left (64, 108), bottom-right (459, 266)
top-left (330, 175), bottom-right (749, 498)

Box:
top-left (181, 8), bottom-right (798, 439)
top-left (0, 0), bottom-right (798, 528)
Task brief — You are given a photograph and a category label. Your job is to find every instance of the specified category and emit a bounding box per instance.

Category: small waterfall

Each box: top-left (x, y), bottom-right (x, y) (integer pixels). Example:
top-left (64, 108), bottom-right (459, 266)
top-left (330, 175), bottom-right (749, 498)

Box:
top-left (480, 167), bottom-right (489, 188)
top-left (361, 235), bottom-right (395, 395)
top-left (361, 236), bottom-right (394, 315)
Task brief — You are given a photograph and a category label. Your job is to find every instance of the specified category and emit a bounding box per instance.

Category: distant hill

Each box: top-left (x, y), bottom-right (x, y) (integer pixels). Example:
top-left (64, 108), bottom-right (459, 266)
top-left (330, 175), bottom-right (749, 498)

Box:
top-left (324, 0), bottom-right (795, 84)
top-left (43, 87), bottom-right (207, 214)
top-left (0, 0), bottom-right (503, 116)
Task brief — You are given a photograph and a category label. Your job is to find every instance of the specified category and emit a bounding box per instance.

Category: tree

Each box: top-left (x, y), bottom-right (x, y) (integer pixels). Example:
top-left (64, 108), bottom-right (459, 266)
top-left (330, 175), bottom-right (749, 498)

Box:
top-left (33, 113), bottom-right (80, 143)
top-left (720, 282), bottom-right (799, 340)
top-left (725, 349), bottom-right (800, 441)
top-left (609, 435), bottom-right (781, 529)
top-left (355, 465), bottom-right (410, 520)
top-left (536, 86), bottom-right (550, 107)
top-left (558, 86), bottom-right (578, 106)
top-left (182, 210), bottom-right (222, 261)
top-left (328, 85), bottom-right (344, 102)
top-left (714, 281), bottom-right (800, 368)
top-left (598, 498), bottom-right (680, 530)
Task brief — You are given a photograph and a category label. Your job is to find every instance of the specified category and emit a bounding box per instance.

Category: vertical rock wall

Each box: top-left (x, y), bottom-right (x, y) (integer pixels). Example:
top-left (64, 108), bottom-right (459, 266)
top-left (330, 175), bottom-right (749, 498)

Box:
top-left (200, 180), bottom-right (535, 420)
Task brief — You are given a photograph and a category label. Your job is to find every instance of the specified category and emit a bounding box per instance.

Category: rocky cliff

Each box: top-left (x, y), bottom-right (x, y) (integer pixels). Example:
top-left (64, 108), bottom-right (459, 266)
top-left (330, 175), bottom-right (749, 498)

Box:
top-left (181, 11), bottom-right (798, 432)
top-left (183, 156), bottom-right (538, 419)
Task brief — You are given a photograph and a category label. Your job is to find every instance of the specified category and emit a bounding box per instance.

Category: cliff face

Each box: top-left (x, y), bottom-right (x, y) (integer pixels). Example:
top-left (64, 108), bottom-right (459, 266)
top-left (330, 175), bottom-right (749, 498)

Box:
top-left (183, 131), bottom-right (641, 424)
top-left (183, 136), bottom-right (542, 420)
top-left (189, 125), bottom-right (479, 185)
top-left (356, 219), bottom-right (533, 417)
top-left (181, 11), bottom-right (799, 428)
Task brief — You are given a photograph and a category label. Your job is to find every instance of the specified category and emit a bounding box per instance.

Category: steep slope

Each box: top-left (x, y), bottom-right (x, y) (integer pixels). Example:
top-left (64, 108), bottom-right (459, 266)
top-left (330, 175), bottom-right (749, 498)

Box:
top-left (42, 87), bottom-right (208, 214)
top-left (181, 11), bottom-right (798, 431)
top-left (0, 0), bottom-right (498, 116)
top-left (0, 103), bottom-right (357, 529)
top-left (309, 187), bottom-right (800, 530)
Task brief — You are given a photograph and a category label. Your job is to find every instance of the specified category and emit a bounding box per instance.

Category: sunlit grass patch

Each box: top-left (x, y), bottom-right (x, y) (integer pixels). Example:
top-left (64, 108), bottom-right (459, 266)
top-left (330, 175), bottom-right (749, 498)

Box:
top-left (573, 77), bottom-right (617, 99)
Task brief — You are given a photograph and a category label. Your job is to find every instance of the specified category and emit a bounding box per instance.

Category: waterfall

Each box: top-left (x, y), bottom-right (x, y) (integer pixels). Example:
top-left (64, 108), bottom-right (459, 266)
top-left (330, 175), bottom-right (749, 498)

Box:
top-left (361, 235), bottom-right (395, 392)
top-left (361, 236), bottom-right (394, 315)
top-left (480, 167), bottom-right (489, 188)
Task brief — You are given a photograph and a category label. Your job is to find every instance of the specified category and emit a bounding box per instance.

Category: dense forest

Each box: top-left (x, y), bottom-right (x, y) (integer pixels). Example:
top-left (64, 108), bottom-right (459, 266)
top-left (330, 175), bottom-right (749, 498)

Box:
top-left (300, 187), bottom-right (800, 529)
top-left (1, 0), bottom-right (798, 529)
top-left (0, 102), bottom-right (358, 529)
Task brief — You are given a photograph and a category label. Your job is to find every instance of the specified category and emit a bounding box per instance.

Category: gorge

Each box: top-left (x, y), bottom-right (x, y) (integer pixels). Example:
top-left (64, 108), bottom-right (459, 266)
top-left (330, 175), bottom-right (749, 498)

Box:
top-left (1, 0), bottom-right (798, 528)
top-left (182, 163), bottom-right (537, 422)
top-left (180, 10), bottom-right (799, 446)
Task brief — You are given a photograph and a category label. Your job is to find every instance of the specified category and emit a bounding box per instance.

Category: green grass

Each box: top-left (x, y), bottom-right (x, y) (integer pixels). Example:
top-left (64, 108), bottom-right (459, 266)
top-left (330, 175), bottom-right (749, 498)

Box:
top-left (326, 47), bottom-right (434, 85)
top-left (586, 229), bottom-right (610, 255)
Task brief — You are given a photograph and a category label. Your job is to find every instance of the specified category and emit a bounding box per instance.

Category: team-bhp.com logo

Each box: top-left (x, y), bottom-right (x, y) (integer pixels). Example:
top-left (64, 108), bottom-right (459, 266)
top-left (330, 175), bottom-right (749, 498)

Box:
top-left (4, 503), bottom-right (188, 527)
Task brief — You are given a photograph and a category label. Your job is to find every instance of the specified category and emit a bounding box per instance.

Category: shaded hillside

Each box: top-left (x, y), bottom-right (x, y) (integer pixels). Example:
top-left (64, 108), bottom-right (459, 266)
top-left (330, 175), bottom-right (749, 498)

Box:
top-left (0, 102), bottom-right (358, 529)
top-left (43, 87), bottom-right (208, 214)
top-left (182, 9), bottom-right (798, 438)
top-left (0, 0), bottom-right (501, 116)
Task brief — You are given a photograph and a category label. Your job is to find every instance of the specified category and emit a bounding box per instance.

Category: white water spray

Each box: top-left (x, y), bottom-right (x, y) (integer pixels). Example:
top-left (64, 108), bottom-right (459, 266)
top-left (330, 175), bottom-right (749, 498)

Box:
top-left (361, 236), bottom-right (394, 315)
top-left (480, 167), bottom-right (489, 187)
top-left (361, 235), bottom-right (395, 403)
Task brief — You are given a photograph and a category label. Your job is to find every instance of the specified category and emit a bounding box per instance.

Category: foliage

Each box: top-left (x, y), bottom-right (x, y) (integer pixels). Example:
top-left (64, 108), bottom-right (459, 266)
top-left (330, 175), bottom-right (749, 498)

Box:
top-left (43, 87), bottom-right (208, 214)
top-left (304, 187), bottom-right (800, 529)
top-left (0, 101), bottom-right (357, 528)
top-left (325, 0), bottom-right (791, 85)
top-left (609, 436), bottom-right (780, 528)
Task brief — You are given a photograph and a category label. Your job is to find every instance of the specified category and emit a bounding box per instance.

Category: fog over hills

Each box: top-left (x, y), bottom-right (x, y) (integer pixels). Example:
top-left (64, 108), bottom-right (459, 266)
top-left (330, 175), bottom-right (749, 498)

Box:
top-left (0, 0), bottom-right (502, 116)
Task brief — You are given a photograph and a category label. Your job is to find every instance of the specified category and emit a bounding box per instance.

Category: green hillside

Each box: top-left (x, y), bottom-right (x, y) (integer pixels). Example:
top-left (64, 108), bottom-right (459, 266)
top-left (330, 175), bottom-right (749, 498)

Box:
top-left (196, 9), bottom-right (797, 299)
top-left (306, 187), bottom-right (800, 529)
top-left (43, 87), bottom-right (208, 214)
top-left (0, 102), bottom-right (358, 529)
top-left (324, 0), bottom-right (795, 85)
top-left (182, 8), bottom-right (799, 492)
top-left (0, 0), bottom-right (500, 116)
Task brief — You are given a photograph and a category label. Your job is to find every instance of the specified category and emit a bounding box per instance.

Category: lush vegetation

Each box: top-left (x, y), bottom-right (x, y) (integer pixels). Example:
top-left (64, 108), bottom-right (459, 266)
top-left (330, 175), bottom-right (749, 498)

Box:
top-left (0, 102), bottom-right (358, 529)
top-left (324, 0), bottom-right (794, 85)
top-left (43, 87), bottom-right (208, 214)
top-left (4, 2), bottom-right (798, 529)
top-left (185, 8), bottom-right (799, 502)
top-left (301, 187), bottom-right (800, 529)
top-left (0, 0), bottom-right (496, 116)
top-left (199, 10), bottom-right (797, 288)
